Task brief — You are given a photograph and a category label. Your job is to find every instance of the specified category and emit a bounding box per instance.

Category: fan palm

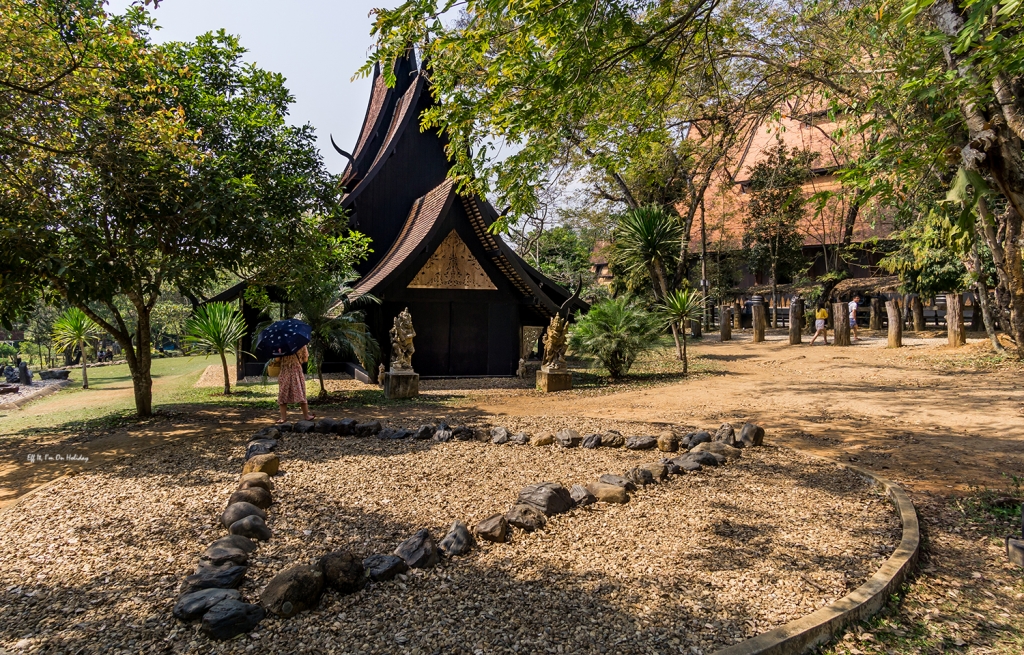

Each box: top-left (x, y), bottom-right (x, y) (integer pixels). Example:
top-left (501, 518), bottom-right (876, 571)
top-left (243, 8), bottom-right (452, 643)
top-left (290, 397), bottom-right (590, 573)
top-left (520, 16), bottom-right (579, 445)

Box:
top-left (52, 307), bottom-right (101, 389)
top-left (186, 302), bottom-right (247, 394)
top-left (658, 288), bottom-right (705, 375)
top-left (291, 276), bottom-right (380, 399)
top-left (568, 297), bottom-right (661, 379)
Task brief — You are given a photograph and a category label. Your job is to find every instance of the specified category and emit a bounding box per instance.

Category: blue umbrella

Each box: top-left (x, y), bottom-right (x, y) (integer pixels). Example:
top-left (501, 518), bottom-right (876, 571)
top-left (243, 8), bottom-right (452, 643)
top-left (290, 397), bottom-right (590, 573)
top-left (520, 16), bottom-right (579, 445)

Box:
top-left (254, 319), bottom-right (313, 359)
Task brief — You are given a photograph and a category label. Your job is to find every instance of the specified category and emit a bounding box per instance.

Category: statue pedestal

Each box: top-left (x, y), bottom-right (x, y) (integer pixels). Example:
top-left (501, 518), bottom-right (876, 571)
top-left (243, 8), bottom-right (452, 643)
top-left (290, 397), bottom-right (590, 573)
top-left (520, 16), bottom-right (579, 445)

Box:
top-left (384, 370), bottom-right (419, 399)
top-left (536, 368), bottom-right (572, 393)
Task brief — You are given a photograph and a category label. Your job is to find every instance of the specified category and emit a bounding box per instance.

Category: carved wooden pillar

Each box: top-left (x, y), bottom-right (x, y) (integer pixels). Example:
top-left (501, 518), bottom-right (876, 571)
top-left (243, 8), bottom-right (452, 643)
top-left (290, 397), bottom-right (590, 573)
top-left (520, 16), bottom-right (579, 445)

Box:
top-left (886, 299), bottom-right (903, 348)
top-left (720, 307), bottom-right (732, 341)
top-left (946, 293), bottom-right (966, 347)
top-left (833, 302), bottom-right (851, 346)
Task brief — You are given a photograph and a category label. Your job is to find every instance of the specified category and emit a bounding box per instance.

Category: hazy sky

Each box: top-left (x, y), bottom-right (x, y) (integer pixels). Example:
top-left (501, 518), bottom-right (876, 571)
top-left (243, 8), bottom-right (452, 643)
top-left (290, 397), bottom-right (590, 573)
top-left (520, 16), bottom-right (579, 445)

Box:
top-left (108, 0), bottom-right (387, 174)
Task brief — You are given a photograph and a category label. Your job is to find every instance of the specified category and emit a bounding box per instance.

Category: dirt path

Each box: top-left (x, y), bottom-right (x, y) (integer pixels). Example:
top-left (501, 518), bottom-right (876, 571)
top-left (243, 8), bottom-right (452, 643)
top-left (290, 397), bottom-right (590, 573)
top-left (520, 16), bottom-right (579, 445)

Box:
top-left (475, 332), bottom-right (1024, 495)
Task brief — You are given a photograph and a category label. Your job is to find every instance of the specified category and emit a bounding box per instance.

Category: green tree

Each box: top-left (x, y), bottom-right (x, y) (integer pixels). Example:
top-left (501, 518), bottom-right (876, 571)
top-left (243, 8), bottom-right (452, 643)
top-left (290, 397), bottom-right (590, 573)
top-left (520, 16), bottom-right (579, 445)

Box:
top-left (291, 277), bottom-right (380, 400)
top-left (658, 288), bottom-right (704, 375)
top-left (568, 297), bottom-right (661, 379)
top-left (612, 205), bottom-right (682, 299)
top-left (52, 307), bottom-right (101, 389)
top-left (0, 8), bottom-right (345, 416)
top-left (514, 226), bottom-right (594, 289)
top-left (743, 144), bottom-right (813, 328)
top-left (185, 302), bottom-right (247, 395)
top-left (151, 299), bottom-right (192, 351)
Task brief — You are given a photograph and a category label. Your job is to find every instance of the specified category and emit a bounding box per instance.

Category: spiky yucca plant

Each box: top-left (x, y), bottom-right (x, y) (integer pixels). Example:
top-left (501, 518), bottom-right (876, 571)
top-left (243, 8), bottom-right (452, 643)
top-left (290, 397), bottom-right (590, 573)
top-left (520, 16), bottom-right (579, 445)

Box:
top-left (658, 288), bottom-right (704, 375)
top-left (186, 302), bottom-right (246, 394)
top-left (52, 307), bottom-right (101, 389)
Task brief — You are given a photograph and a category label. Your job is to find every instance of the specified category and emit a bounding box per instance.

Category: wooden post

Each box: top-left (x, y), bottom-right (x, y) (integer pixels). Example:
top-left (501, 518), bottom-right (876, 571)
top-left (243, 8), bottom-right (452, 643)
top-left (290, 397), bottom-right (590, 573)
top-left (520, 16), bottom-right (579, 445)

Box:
top-left (832, 302), bottom-right (851, 346)
top-left (788, 298), bottom-right (803, 345)
top-left (720, 307), bottom-right (732, 341)
top-left (690, 319), bottom-right (702, 339)
top-left (911, 295), bottom-right (925, 332)
top-left (886, 299), bottom-right (903, 348)
top-left (946, 292), bottom-right (966, 347)
top-left (752, 303), bottom-right (766, 343)
top-left (733, 301), bottom-right (742, 329)
top-left (869, 297), bottom-right (883, 331)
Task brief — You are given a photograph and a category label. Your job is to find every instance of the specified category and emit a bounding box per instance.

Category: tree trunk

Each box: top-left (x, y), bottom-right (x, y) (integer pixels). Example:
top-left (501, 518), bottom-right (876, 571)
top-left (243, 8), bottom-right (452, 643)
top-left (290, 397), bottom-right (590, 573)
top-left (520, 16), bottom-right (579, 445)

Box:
top-left (79, 338), bottom-right (89, 389)
top-left (869, 297), bottom-right (883, 331)
top-left (911, 296), bottom-right (925, 332)
top-left (833, 302), bottom-right (851, 346)
top-left (690, 319), bottom-right (701, 339)
top-left (670, 322), bottom-right (683, 360)
top-left (752, 304), bottom-right (766, 343)
top-left (733, 301), bottom-right (742, 329)
top-left (971, 233), bottom-right (1004, 351)
top-left (788, 298), bottom-right (803, 345)
top-left (220, 350), bottom-right (231, 395)
top-left (886, 299), bottom-right (903, 348)
top-left (720, 307), bottom-right (732, 341)
top-left (969, 295), bottom-right (983, 332)
top-left (770, 278), bottom-right (778, 328)
top-left (682, 333), bottom-right (688, 376)
top-left (946, 293), bottom-right (966, 347)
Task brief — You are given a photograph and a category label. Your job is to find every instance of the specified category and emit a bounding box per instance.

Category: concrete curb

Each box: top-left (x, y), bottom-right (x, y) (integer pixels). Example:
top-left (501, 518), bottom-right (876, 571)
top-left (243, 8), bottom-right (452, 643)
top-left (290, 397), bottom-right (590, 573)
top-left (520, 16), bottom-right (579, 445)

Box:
top-left (712, 458), bottom-right (920, 655)
top-left (0, 380), bottom-right (70, 410)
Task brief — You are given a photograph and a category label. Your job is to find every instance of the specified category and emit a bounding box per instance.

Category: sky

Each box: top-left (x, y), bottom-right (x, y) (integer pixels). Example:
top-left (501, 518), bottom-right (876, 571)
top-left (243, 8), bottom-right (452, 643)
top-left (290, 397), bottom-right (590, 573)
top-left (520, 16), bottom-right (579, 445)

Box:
top-left (107, 0), bottom-right (386, 174)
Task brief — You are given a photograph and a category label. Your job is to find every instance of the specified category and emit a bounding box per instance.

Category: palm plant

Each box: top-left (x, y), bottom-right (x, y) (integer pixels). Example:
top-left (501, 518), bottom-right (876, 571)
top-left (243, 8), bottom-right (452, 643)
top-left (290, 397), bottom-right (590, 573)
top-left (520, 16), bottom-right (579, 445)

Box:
top-left (52, 307), bottom-right (101, 389)
top-left (659, 288), bottom-right (705, 375)
top-left (613, 205), bottom-right (682, 298)
top-left (186, 302), bottom-right (247, 394)
top-left (568, 297), bottom-right (661, 379)
top-left (291, 276), bottom-right (380, 399)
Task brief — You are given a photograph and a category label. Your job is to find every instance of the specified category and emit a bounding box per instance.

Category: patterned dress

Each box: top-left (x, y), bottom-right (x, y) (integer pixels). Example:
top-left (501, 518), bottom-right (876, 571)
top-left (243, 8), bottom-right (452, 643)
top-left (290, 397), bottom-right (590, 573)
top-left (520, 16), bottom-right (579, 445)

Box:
top-left (277, 350), bottom-right (307, 405)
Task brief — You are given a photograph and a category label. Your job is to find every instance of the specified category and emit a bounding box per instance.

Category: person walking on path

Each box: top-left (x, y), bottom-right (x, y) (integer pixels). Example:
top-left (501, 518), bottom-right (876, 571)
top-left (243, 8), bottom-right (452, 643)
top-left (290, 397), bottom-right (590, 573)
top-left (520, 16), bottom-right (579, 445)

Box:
top-left (849, 295), bottom-right (861, 341)
top-left (277, 345), bottom-right (314, 423)
top-left (810, 304), bottom-right (830, 345)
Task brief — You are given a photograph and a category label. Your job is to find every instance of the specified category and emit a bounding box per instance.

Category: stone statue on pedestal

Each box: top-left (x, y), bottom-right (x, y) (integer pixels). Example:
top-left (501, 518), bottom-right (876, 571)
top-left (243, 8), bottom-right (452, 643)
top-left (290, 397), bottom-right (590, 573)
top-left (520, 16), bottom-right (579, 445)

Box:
top-left (389, 308), bottom-right (416, 372)
top-left (541, 314), bottom-right (568, 373)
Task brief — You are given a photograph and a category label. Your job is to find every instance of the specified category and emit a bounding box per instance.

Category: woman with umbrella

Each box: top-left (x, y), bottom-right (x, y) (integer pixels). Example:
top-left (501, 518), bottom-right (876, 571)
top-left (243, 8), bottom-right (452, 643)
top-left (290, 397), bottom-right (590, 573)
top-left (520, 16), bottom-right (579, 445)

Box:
top-left (256, 319), bottom-right (315, 424)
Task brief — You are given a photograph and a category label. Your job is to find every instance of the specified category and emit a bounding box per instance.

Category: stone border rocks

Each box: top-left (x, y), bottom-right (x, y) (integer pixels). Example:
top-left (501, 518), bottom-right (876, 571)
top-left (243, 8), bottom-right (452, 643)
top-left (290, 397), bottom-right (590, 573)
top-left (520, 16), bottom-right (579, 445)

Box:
top-left (710, 460), bottom-right (920, 655)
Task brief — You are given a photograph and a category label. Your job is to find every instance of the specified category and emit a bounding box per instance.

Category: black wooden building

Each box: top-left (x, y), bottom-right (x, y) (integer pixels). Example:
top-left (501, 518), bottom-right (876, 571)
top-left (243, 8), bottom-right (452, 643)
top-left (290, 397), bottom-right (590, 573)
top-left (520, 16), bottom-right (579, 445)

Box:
top-left (331, 51), bottom-right (586, 377)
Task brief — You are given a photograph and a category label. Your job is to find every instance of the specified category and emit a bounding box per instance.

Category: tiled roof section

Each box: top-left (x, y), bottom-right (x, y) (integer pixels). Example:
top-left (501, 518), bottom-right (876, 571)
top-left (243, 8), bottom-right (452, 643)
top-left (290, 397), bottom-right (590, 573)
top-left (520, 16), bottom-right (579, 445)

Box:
top-left (341, 71), bottom-right (391, 185)
top-left (369, 73), bottom-right (421, 172)
top-left (460, 196), bottom-right (536, 300)
top-left (352, 178), bottom-right (456, 295)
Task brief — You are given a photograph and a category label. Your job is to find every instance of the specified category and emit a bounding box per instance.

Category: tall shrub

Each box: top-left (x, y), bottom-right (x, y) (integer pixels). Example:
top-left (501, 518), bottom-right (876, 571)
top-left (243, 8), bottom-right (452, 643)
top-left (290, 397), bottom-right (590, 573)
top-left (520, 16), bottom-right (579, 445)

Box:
top-left (568, 297), bottom-right (661, 378)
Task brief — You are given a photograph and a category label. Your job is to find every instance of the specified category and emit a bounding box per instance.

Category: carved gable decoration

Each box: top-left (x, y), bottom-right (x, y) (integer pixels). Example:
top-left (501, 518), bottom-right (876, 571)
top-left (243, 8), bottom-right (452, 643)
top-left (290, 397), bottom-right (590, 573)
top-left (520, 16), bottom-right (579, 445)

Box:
top-left (408, 230), bottom-right (497, 290)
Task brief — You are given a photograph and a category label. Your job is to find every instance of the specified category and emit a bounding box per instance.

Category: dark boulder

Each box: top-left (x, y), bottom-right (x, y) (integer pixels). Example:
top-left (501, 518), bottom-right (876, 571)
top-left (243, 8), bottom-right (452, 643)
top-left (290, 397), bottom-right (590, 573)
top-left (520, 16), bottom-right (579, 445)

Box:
top-left (491, 427), bottom-right (510, 444)
top-left (433, 426), bottom-right (453, 442)
top-left (581, 433), bottom-right (602, 449)
top-left (670, 456), bottom-right (702, 472)
top-left (474, 514), bottom-right (508, 543)
top-left (200, 544), bottom-right (249, 567)
top-left (179, 564), bottom-right (247, 597)
top-left (554, 429), bottom-right (582, 448)
top-left (335, 418), bottom-right (357, 435)
top-left (739, 422), bottom-right (765, 448)
top-left (173, 588), bottom-right (241, 621)
top-left (228, 487), bottom-right (272, 510)
top-left (378, 427), bottom-right (412, 440)
top-left (413, 425), bottom-right (435, 440)
top-left (516, 482), bottom-right (575, 516)
top-left (598, 474), bottom-right (636, 491)
top-left (685, 431), bottom-right (712, 449)
top-left (439, 521), bottom-right (475, 557)
top-left (319, 550), bottom-right (365, 594)
top-left (209, 534), bottom-right (258, 553)
top-left (452, 426), bottom-right (475, 441)
top-left (625, 435), bottom-right (658, 451)
top-left (228, 515), bottom-right (273, 541)
top-left (661, 458), bottom-right (683, 475)
top-left (394, 529), bottom-right (440, 569)
top-left (314, 418), bottom-right (337, 434)
top-left (355, 420), bottom-right (383, 437)
top-left (221, 502), bottom-right (266, 529)
top-left (293, 420), bottom-right (315, 434)
top-left (200, 599), bottom-right (265, 640)
top-left (570, 484), bottom-right (596, 506)
top-left (713, 423), bottom-right (736, 446)
top-left (261, 564), bottom-right (325, 618)
top-left (685, 450), bottom-right (723, 467)
top-left (509, 431), bottom-right (529, 445)
top-left (245, 440), bottom-right (277, 461)
top-left (362, 555), bottom-right (408, 582)
top-left (505, 504), bottom-right (547, 532)
top-left (625, 466), bottom-right (655, 487)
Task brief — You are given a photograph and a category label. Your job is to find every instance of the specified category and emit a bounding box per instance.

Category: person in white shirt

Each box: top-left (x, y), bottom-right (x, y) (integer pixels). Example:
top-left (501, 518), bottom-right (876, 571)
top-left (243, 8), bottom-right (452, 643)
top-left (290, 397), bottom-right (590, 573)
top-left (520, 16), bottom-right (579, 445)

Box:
top-left (848, 295), bottom-right (861, 341)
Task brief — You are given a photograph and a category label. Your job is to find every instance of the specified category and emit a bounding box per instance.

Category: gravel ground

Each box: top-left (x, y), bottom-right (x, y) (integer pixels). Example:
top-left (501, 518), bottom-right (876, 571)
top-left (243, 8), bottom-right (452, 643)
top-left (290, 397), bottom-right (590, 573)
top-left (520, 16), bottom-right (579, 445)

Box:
top-left (0, 420), bottom-right (901, 655)
top-left (0, 379), bottom-right (66, 403)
